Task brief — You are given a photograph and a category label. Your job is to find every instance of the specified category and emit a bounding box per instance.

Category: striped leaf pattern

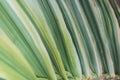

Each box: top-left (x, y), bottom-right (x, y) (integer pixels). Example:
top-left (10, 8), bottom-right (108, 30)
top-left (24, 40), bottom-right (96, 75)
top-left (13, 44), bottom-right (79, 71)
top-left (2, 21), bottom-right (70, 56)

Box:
top-left (0, 0), bottom-right (120, 80)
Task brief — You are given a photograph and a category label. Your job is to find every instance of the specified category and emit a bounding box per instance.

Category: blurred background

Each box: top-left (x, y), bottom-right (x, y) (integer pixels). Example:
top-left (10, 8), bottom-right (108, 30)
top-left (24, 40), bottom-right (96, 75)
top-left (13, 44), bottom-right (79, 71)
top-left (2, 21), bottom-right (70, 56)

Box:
top-left (117, 0), bottom-right (120, 7)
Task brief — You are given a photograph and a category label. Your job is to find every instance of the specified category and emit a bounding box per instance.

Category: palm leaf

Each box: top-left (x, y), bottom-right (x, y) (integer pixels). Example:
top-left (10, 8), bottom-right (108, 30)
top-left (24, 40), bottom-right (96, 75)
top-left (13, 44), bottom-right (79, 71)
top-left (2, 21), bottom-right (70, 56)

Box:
top-left (0, 0), bottom-right (120, 80)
